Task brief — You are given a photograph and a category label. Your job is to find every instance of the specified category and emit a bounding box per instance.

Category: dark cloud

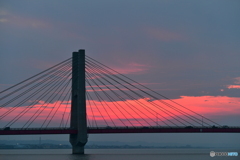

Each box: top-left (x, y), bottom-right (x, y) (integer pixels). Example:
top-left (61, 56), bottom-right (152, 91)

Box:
top-left (1, 0), bottom-right (240, 100)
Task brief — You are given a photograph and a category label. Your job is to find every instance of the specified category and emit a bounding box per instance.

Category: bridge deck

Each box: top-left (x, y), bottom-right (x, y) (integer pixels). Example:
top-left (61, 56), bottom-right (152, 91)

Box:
top-left (1, 127), bottom-right (240, 135)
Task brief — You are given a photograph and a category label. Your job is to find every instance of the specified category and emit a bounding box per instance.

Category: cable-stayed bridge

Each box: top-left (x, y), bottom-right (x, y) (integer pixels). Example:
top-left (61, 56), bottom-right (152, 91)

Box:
top-left (0, 50), bottom-right (240, 154)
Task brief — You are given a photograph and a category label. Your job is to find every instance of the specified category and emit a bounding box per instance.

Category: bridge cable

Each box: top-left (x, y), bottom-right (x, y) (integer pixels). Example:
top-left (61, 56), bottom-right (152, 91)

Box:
top-left (0, 62), bottom-right (72, 111)
top-left (86, 56), bottom-right (221, 127)
top-left (86, 57), bottom-right (214, 127)
top-left (65, 113), bottom-right (70, 128)
top-left (86, 65), bottom-right (154, 127)
top-left (86, 59), bottom-right (195, 126)
top-left (60, 90), bottom-right (72, 128)
top-left (87, 58), bottom-right (207, 127)
top-left (45, 83), bottom-right (71, 128)
top-left (4, 67), bottom-right (71, 128)
top-left (0, 63), bottom-right (71, 117)
top-left (86, 71), bottom-right (135, 127)
top-left (86, 92), bottom-right (98, 128)
top-left (86, 59), bottom-right (183, 127)
top-left (24, 72), bottom-right (72, 128)
top-left (0, 60), bottom-right (71, 104)
top-left (86, 78), bottom-right (116, 127)
top-left (86, 61), bottom-right (175, 127)
top-left (43, 79), bottom-right (72, 128)
top-left (0, 58), bottom-right (72, 94)
top-left (87, 68), bottom-right (171, 127)
top-left (0, 63), bottom-right (72, 121)
top-left (86, 62), bottom-right (181, 127)
top-left (8, 68), bottom-right (71, 128)
top-left (85, 85), bottom-right (110, 127)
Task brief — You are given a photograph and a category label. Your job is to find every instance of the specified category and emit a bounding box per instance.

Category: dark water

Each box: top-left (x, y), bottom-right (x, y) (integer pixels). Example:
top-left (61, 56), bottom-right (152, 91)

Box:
top-left (0, 149), bottom-right (239, 160)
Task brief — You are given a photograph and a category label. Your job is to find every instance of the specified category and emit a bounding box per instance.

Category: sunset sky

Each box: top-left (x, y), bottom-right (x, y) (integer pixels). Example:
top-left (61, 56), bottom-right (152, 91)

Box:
top-left (0, 1), bottom-right (240, 146)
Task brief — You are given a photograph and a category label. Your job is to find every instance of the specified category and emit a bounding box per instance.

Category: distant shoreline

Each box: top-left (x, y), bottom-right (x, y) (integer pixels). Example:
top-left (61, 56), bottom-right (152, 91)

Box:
top-left (0, 143), bottom-right (217, 150)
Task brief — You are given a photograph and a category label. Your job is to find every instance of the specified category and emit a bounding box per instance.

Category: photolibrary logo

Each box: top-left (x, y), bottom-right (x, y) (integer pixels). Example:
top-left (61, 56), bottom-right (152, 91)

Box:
top-left (210, 151), bottom-right (215, 157)
top-left (210, 151), bottom-right (238, 157)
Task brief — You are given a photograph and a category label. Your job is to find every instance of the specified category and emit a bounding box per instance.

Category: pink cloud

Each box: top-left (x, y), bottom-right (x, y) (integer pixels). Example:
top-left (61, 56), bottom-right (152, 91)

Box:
top-left (227, 85), bottom-right (240, 89)
top-left (86, 96), bottom-right (240, 126)
top-left (110, 62), bottom-right (151, 75)
top-left (233, 77), bottom-right (240, 84)
top-left (226, 77), bottom-right (240, 89)
top-left (174, 96), bottom-right (240, 115)
top-left (86, 61), bottom-right (151, 75)
top-left (2, 96), bottom-right (239, 128)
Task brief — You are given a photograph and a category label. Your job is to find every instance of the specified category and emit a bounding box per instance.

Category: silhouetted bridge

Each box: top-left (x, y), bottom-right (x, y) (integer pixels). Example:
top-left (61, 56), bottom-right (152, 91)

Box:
top-left (1, 49), bottom-right (240, 154)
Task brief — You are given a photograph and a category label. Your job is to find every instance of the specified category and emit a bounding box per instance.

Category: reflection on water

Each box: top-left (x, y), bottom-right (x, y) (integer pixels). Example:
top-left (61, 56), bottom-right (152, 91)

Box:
top-left (0, 149), bottom-right (239, 160)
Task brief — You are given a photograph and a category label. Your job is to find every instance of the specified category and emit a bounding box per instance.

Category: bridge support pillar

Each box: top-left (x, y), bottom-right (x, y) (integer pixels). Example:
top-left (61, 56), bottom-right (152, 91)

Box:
top-left (70, 49), bottom-right (88, 154)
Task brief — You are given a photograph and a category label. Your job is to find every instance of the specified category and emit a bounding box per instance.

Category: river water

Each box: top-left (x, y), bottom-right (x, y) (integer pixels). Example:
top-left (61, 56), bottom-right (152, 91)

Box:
top-left (0, 148), bottom-right (239, 160)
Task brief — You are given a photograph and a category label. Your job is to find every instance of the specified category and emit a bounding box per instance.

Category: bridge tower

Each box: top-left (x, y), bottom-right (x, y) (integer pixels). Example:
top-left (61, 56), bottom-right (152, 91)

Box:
top-left (69, 49), bottom-right (88, 154)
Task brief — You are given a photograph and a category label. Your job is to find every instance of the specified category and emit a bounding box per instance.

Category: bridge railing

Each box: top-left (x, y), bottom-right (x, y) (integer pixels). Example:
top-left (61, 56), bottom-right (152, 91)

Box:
top-left (1, 126), bottom-right (240, 131)
top-left (0, 127), bottom-right (73, 131)
top-left (87, 126), bottom-right (240, 129)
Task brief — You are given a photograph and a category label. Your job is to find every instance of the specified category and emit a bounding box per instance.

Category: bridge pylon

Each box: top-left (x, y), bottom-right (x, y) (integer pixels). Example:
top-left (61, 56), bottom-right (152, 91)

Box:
top-left (69, 49), bottom-right (88, 154)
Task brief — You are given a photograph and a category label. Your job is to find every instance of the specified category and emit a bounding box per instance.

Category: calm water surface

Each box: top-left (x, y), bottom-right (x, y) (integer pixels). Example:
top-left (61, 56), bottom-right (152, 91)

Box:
top-left (0, 149), bottom-right (239, 160)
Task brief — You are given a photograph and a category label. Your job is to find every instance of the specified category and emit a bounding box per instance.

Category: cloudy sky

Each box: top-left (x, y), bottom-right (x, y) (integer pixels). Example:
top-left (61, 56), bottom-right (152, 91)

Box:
top-left (1, 1), bottom-right (240, 147)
